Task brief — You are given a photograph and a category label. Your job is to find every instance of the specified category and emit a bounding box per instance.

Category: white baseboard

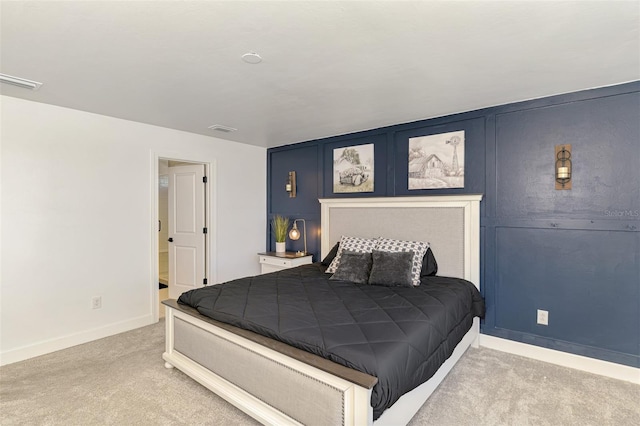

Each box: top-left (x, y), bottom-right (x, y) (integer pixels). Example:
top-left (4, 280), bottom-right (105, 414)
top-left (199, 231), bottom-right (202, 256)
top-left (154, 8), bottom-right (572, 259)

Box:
top-left (0, 314), bottom-right (154, 366)
top-left (3, 319), bottom-right (637, 387)
top-left (479, 334), bottom-right (640, 385)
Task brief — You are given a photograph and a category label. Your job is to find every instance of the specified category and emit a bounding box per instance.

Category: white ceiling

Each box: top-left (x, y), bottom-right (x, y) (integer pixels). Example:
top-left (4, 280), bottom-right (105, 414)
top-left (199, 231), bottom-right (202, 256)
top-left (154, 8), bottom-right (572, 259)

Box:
top-left (1, 1), bottom-right (639, 148)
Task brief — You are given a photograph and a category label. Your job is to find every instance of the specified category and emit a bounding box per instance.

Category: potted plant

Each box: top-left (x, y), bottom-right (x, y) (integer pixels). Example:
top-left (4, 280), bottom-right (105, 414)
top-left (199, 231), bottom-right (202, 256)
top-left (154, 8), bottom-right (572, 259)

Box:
top-left (271, 215), bottom-right (290, 253)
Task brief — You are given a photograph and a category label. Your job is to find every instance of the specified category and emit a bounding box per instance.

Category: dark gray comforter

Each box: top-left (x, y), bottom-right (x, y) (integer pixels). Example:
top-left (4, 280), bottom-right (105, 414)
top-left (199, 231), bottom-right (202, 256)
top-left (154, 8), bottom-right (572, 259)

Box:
top-left (178, 263), bottom-right (484, 419)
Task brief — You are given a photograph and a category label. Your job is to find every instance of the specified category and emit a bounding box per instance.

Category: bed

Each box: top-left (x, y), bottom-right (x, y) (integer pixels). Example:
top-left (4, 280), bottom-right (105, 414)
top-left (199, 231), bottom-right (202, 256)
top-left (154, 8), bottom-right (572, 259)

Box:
top-left (163, 195), bottom-right (483, 425)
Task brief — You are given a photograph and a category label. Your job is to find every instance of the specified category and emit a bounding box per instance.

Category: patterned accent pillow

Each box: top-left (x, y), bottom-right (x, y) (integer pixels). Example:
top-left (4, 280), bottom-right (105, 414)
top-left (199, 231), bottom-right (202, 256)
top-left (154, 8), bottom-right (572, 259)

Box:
top-left (375, 238), bottom-right (430, 286)
top-left (326, 236), bottom-right (378, 274)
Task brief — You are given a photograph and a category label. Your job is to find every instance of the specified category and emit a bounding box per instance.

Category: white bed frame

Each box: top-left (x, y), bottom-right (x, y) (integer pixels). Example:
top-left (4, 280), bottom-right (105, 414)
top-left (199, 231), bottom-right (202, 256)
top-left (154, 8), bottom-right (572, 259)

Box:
top-left (163, 195), bottom-right (483, 426)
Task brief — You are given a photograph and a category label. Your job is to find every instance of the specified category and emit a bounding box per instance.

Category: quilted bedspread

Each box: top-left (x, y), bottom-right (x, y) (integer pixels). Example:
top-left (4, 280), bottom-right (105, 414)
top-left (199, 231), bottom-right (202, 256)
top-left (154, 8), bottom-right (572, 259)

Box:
top-left (178, 263), bottom-right (484, 419)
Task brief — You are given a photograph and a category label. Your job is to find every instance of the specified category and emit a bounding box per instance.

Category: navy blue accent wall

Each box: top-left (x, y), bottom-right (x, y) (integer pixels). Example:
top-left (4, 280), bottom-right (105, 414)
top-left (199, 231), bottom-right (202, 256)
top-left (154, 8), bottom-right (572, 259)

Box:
top-left (267, 82), bottom-right (640, 368)
top-left (267, 144), bottom-right (322, 257)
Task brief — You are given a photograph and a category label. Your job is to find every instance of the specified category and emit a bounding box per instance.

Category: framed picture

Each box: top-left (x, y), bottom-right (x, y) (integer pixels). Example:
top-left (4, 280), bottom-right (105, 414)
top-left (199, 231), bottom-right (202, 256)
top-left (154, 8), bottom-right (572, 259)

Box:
top-left (333, 143), bottom-right (374, 193)
top-left (408, 130), bottom-right (465, 189)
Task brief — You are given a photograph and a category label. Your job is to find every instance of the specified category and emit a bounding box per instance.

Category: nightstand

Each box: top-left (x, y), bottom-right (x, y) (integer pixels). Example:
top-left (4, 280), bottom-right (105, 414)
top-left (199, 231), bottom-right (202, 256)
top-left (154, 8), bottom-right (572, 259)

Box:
top-left (258, 252), bottom-right (313, 274)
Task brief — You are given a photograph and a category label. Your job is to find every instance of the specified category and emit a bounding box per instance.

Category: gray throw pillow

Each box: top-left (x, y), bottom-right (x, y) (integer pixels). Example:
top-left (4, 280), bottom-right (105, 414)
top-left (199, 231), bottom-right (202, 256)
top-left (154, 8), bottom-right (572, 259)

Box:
top-left (375, 238), bottom-right (429, 286)
top-left (326, 236), bottom-right (378, 274)
top-left (329, 250), bottom-right (372, 284)
top-left (368, 250), bottom-right (414, 287)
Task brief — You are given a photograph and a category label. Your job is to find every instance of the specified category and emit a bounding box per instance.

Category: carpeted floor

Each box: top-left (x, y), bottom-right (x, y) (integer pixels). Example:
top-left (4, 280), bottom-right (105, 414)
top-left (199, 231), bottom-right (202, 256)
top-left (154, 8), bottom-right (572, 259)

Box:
top-left (1, 320), bottom-right (638, 425)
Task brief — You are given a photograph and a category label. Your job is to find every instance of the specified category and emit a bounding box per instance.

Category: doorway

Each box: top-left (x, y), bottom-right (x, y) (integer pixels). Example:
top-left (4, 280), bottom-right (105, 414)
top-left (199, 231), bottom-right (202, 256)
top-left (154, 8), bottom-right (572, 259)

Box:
top-left (158, 161), bottom-right (169, 317)
top-left (156, 157), bottom-right (210, 319)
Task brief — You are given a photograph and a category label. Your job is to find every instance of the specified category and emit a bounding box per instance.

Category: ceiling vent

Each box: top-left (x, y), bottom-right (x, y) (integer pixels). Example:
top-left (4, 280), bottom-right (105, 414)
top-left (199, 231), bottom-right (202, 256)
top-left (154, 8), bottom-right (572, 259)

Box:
top-left (208, 124), bottom-right (238, 133)
top-left (0, 73), bottom-right (43, 90)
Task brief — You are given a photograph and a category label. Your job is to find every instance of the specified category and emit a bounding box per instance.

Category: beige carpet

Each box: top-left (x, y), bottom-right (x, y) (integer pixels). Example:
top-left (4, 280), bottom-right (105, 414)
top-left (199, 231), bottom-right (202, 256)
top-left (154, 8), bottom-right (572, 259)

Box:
top-left (1, 320), bottom-right (638, 425)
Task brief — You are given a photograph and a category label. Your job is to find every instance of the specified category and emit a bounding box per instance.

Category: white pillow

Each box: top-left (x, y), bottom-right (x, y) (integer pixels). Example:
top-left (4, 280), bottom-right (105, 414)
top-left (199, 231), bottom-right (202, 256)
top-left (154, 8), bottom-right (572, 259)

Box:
top-left (325, 235), bottom-right (378, 274)
top-left (375, 238), bottom-right (430, 286)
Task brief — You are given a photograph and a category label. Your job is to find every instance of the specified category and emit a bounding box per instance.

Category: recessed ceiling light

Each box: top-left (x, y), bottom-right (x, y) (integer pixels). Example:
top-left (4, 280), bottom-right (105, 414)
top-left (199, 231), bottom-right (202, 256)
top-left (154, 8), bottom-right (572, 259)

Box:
top-left (0, 73), bottom-right (43, 90)
top-left (241, 52), bottom-right (262, 64)
top-left (208, 124), bottom-right (238, 133)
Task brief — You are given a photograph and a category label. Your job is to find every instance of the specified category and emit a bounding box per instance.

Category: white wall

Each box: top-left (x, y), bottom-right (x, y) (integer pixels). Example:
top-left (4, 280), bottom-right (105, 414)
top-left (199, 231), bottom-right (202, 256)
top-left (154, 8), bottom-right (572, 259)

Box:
top-left (0, 96), bottom-right (266, 364)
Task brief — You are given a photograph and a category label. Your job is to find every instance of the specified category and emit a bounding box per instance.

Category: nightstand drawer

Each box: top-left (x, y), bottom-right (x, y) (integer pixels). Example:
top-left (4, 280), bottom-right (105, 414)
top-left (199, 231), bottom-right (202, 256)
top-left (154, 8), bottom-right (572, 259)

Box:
top-left (259, 256), bottom-right (296, 268)
top-left (258, 252), bottom-right (313, 274)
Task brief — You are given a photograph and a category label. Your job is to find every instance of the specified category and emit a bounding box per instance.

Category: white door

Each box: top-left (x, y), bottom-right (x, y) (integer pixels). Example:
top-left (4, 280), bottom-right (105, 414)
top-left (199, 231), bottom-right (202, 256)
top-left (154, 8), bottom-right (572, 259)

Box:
top-left (168, 164), bottom-right (207, 299)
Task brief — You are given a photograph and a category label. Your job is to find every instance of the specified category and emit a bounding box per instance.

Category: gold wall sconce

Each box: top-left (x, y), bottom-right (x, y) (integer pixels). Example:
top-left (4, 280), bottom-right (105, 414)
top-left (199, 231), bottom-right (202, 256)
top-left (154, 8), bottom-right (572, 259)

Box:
top-left (288, 219), bottom-right (307, 256)
top-left (286, 171), bottom-right (296, 197)
top-left (555, 144), bottom-right (572, 190)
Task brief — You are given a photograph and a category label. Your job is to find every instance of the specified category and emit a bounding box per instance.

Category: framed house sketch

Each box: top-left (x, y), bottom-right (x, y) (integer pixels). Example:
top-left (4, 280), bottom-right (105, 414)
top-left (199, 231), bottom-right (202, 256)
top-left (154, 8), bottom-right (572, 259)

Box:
top-left (333, 143), bottom-right (374, 193)
top-left (408, 130), bottom-right (465, 189)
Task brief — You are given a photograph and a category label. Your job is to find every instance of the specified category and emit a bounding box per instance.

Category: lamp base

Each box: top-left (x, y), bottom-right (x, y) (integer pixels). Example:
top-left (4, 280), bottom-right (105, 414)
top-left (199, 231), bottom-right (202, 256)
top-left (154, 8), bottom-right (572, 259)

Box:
top-left (295, 251), bottom-right (307, 257)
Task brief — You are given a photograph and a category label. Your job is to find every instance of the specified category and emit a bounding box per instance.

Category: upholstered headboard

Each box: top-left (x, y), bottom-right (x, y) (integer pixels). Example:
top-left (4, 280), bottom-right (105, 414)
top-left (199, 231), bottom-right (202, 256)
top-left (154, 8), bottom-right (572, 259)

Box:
top-left (319, 195), bottom-right (482, 288)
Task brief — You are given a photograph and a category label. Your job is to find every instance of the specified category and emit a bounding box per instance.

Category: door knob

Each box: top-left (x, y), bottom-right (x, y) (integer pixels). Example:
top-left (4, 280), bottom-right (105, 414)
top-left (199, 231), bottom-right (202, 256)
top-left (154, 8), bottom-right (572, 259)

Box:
top-left (168, 238), bottom-right (174, 242)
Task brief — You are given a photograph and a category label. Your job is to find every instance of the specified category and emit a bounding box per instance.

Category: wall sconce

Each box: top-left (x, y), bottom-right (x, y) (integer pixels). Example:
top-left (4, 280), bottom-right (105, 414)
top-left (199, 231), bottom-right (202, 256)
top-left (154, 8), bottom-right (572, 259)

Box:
top-left (555, 144), bottom-right (572, 190)
top-left (288, 219), bottom-right (307, 256)
top-left (286, 171), bottom-right (296, 198)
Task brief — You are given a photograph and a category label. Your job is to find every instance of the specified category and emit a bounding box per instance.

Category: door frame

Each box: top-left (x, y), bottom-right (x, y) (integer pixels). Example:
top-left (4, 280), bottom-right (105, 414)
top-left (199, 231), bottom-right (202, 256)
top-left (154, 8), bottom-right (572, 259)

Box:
top-left (151, 151), bottom-right (216, 322)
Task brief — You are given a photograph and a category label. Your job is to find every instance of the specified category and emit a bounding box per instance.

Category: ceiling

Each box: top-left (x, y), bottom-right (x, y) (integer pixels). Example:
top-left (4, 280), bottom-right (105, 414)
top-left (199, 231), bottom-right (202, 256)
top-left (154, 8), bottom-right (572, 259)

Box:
top-left (1, 1), bottom-right (639, 148)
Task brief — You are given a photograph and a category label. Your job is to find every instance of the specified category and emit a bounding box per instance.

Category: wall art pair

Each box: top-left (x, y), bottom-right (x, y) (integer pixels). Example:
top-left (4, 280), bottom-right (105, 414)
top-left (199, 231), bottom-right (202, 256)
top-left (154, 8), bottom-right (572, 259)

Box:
top-left (332, 130), bottom-right (465, 193)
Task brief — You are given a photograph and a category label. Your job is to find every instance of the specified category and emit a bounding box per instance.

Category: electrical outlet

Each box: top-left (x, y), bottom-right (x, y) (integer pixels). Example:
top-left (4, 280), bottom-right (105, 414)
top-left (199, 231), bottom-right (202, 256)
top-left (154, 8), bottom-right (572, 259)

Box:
top-left (91, 296), bottom-right (102, 310)
top-left (537, 309), bottom-right (548, 325)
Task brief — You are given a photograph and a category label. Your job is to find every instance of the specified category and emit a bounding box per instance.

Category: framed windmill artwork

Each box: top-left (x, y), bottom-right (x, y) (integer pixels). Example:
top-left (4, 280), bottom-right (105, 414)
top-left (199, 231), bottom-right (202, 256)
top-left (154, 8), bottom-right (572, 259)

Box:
top-left (408, 130), bottom-right (465, 190)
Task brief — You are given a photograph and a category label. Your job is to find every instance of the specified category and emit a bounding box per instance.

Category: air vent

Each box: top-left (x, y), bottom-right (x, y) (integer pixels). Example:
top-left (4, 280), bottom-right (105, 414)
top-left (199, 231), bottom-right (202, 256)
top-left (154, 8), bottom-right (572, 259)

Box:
top-left (0, 73), bottom-right (43, 90)
top-left (208, 124), bottom-right (237, 133)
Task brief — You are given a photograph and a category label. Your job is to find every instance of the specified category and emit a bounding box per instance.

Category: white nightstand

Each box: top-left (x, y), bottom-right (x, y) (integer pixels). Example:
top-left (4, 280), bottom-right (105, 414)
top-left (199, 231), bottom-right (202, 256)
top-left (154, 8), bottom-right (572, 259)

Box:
top-left (258, 252), bottom-right (313, 274)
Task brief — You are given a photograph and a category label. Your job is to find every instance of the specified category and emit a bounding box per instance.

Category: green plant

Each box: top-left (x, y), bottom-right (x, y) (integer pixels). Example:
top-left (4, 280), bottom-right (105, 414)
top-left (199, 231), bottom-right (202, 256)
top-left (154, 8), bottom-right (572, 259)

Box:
top-left (271, 215), bottom-right (290, 243)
